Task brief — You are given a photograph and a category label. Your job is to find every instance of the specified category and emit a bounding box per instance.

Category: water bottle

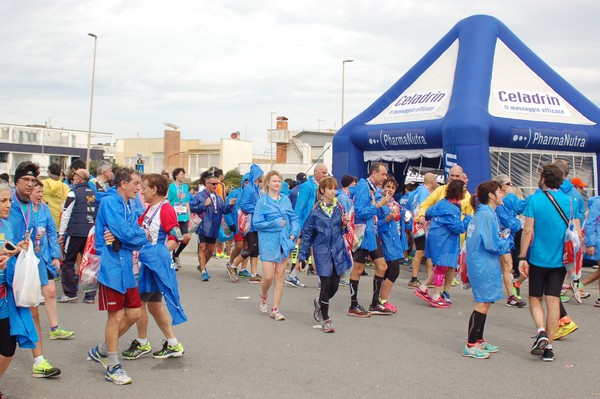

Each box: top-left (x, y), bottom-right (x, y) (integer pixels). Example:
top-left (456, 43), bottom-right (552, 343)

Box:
top-left (35, 227), bottom-right (45, 253)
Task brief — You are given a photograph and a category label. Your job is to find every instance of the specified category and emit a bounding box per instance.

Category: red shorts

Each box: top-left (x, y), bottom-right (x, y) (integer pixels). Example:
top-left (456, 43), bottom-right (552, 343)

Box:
top-left (98, 284), bottom-right (142, 312)
top-left (234, 232), bottom-right (244, 243)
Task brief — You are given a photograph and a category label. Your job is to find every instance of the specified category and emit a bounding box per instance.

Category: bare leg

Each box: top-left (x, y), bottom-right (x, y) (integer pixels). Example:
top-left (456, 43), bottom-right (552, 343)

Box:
top-left (30, 306), bottom-right (43, 358)
top-left (261, 261), bottom-right (274, 297)
top-left (545, 296), bottom-right (561, 345)
top-left (272, 260), bottom-right (288, 309)
top-left (42, 281), bottom-right (58, 328)
top-left (529, 296), bottom-right (545, 331)
top-left (147, 302), bottom-right (175, 340)
top-left (500, 254), bottom-right (514, 297)
top-left (0, 355), bottom-right (13, 380)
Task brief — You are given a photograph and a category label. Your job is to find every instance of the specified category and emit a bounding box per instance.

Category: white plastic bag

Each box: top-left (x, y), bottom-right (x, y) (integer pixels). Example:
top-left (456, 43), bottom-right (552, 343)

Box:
top-left (12, 239), bottom-right (43, 307)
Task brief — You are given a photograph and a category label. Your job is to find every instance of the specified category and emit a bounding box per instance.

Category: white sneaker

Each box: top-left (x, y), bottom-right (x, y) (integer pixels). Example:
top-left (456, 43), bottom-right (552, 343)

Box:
top-left (259, 294), bottom-right (268, 313)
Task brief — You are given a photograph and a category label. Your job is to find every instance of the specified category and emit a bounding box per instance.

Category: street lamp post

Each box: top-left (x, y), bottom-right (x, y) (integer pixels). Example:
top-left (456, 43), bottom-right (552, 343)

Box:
top-left (86, 33), bottom-right (98, 165)
top-left (341, 59), bottom-right (354, 127)
top-left (270, 110), bottom-right (276, 170)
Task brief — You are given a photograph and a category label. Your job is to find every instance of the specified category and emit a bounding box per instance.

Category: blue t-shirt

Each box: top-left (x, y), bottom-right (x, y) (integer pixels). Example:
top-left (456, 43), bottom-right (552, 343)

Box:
top-left (167, 183), bottom-right (190, 222)
top-left (524, 190), bottom-right (571, 268)
top-left (0, 219), bottom-right (14, 319)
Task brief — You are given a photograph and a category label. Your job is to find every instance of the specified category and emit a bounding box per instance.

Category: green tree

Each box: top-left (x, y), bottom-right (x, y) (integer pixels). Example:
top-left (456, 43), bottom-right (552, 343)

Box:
top-left (223, 169), bottom-right (242, 188)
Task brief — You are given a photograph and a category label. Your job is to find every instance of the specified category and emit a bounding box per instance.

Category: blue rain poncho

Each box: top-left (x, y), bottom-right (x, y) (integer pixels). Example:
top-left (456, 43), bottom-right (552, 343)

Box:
top-left (190, 190), bottom-right (233, 238)
top-left (466, 204), bottom-right (512, 303)
top-left (424, 199), bottom-right (471, 268)
top-left (377, 203), bottom-right (404, 262)
top-left (353, 178), bottom-right (380, 252)
top-left (95, 190), bottom-right (148, 293)
top-left (298, 201), bottom-right (352, 276)
top-left (138, 245), bottom-right (187, 325)
top-left (584, 196), bottom-right (600, 261)
top-left (32, 203), bottom-right (61, 285)
top-left (239, 165), bottom-right (264, 234)
top-left (253, 194), bottom-right (299, 263)
top-left (294, 177), bottom-right (318, 229)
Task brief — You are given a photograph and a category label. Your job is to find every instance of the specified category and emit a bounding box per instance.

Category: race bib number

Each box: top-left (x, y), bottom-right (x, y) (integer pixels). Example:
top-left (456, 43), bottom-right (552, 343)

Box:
top-left (174, 203), bottom-right (187, 215)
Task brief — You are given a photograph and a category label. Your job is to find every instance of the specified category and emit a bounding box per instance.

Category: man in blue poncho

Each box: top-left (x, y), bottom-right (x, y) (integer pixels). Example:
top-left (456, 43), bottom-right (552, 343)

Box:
top-left (87, 168), bottom-right (148, 385)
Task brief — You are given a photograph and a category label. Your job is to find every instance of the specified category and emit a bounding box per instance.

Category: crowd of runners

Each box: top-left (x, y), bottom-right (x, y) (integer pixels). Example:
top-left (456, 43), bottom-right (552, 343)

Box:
top-left (0, 156), bottom-right (599, 395)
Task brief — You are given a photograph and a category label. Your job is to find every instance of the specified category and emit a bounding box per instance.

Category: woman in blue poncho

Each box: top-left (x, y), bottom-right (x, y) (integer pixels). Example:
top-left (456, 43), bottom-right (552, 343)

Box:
top-left (299, 177), bottom-right (351, 333)
top-left (254, 171), bottom-right (300, 321)
top-left (0, 183), bottom-right (40, 396)
top-left (414, 180), bottom-right (471, 308)
top-left (463, 180), bottom-right (512, 359)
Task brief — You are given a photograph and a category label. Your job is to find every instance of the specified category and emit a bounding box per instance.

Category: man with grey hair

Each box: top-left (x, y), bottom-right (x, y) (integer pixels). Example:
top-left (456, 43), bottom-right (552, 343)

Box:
top-left (91, 160), bottom-right (114, 191)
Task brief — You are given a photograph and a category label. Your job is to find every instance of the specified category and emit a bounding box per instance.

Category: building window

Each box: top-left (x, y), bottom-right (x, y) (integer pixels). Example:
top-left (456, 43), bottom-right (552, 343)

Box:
top-left (0, 153), bottom-right (7, 163)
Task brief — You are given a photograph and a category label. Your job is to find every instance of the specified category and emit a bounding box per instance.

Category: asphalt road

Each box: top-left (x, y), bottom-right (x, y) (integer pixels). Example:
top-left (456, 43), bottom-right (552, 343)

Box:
top-left (3, 248), bottom-right (600, 399)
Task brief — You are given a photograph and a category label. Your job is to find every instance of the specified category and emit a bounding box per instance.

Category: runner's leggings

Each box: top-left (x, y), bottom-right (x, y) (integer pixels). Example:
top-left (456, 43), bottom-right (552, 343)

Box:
top-left (319, 271), bottom-right (341, 321)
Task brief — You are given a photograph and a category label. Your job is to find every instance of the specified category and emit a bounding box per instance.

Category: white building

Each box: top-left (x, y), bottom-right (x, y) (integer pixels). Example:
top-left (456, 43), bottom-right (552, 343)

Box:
top-left (0, 123), bottom-right (115, 177)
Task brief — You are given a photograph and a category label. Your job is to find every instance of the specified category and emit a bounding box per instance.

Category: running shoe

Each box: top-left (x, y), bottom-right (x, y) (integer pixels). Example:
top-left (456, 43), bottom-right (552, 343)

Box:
top-left (32, 359), bottom-right (61, 378)
top-left (322, 319), bottom-right (335, 333)
top-left (285, 275), bottom-right (306, 288)
top-left (414, 287), bottom-right (432, 302)
top-left (560, 295), bottom-right (569, 303)
top-left (441, 291), bottom-right (452, 304)
top-left (542, 348), bottom-right (555, 362)
top-left (270, 308), bottom-right (285, 321)
top-left (313, 298), bottom-right (323, 322)
top-left (477, 340), bottom-right (499, 353)
top-left (307, 267), bottom-right (316, 276)
top-left (581, 291), bottom-right (591, 299)
top-left (49, 326), bottom-right (74, 340)
top-left (87, 346), bottom-right (109, 369)
top-left (201, 269), bottom-right (210, 281)
top-left (560, 284), bottom-right (569, 296)
top-left (429, 297), bottom-right (451, 308)
top-left (39, 297), bottom-right (45, 305)
top-left (368, 303), bottom-right (394, 315)
top-left (571, 281), bottom-right (582, 304)
top-left (462, 345), bottom-right (490, 359)
top-left (259, 294), bottom-right (268, 313)
top-left (553, 321), bottom-right (578, 340)
top-left (248, 274), bottom-right (262, 284)
top-left (57, 295), bottom-right (78, 303)
top-left (506, 295), bottom-right (526, 308)
top-left (451, 277), bottom-right (460, 287)
top-left (347, 304), bottom-right (371, 318)
top-left (407, 279), bottom-right (421, 289)
top-left (82, 298), bottom-right (96, 304)
top-left (595, 297), bottom-right (600, 307)
top-left (216, 251), bottom-right (225, 259)
top-left (361, 269), bottom-right (369, 276)
top-left (152, 340), bottom-right (185, 359)
top-left (173, 256), bottom-right (181, 271)
top-left (121, 339), bottom-right (152, 360)
top-left (226, 263), bottom-right (239, 282)
top-left (238, 269), bottom-right (251, 278)
top-left (380, 301), bottom-right (397, 313)
top-left (105, 364), bottom-right (132, 385)
top-left (512, 284), bottom-right (522, 300)
top-left (530, 331), bottom-right (549, 355)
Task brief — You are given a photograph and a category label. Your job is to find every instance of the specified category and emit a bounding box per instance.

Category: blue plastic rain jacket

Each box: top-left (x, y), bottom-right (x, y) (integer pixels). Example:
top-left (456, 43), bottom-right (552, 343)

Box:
top-left (138, 245), bottom-right (187, 325)
top-left (298, 201), bottom-right (352, 276)
top-left (377, 203), bottom-right (404, 261)
top-left (294, 177), bottom-right (318, 229)
top-left (584, 196), bottom-right (600, 261)
top-left (95, 190), bottom-right (148, 293)
top-left (353, 178), bottom-right (381, 252)
top-left (253, 194), bottom-right (299, 262)
top-left (466, 204), bottom-right (512, 303)
top-left (560, 179), bottom-right (585, 224)
top-left (32, 203), bottom-right (61, 285)
top-left (281, 181), bottom-right (290, 197)
top-left (495, 204), bottom-right (522, 253)
top-left (424, 199), bottom-right (471, 267)
top-left (501, 192), bottom-right (527, 215)
top-left (239, 165), bottom-right (264, 233)
top-left (190, 190), bottom-right (233, 238)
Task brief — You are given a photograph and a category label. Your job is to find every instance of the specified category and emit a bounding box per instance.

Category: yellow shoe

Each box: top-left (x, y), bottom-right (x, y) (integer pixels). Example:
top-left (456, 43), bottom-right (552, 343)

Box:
top-left (451, 277), bottom-right (460, 287)
top-left (554, 321), bottom-right (578, 340)
top-left (216, 252), bottom-right (225, 259)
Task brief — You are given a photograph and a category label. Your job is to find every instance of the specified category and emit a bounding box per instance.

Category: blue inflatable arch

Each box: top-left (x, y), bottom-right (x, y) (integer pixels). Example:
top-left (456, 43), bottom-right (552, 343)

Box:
top-left (333, 15), bottom-right (600, 194)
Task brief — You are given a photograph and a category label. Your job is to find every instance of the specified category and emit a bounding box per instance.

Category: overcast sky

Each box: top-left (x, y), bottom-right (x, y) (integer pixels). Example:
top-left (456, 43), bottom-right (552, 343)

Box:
top-left (1, 0), bottom-right (598, 154)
